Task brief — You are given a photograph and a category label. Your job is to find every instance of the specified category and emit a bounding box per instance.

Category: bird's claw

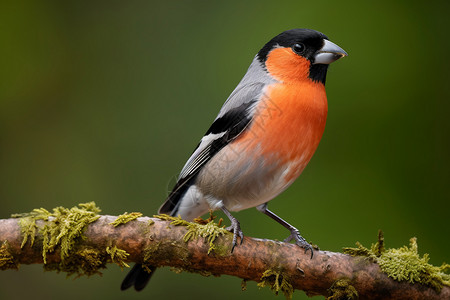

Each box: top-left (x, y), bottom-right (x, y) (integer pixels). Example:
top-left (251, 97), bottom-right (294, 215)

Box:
top-left (284, 229), bottom-right (314, 258)
top-left (225, 222), bottom-right (244, 252)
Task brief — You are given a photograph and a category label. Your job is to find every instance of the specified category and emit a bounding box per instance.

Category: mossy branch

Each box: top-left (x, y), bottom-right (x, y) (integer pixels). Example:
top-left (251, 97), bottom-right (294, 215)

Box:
top-left (0, 203), bottom-right (449, 300)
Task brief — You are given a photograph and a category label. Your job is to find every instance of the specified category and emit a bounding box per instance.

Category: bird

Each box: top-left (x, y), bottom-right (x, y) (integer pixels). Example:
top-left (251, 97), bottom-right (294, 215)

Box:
top-left (121, 28), bottom-right (347, 291)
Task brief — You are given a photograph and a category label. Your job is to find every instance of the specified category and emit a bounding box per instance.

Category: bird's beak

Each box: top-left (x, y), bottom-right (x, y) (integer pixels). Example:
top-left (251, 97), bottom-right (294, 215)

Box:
top-left (313, 39), bottom-right (348, 65)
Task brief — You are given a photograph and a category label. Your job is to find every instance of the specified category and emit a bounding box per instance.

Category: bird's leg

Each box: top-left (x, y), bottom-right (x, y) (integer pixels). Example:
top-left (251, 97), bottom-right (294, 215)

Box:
top-left (256, 203), bottom-right (313, 258)
top-left (220, 205), bottom-right (244, 252)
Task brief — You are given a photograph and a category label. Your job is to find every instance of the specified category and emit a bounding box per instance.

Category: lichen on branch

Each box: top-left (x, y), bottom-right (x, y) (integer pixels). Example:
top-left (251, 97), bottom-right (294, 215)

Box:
top-left (154, 214), bottom-right (231, 255)
top-left (0, 203), bottom-right (449, 300)
top-left (0, 241), bottom-right (18, 270)
top-left (9, 202), bottom-right (131, 277)
top-left (343, 230), bottom-right (450, 291)
top-left (13, 202), bottom-right (101, 263)
top-left (109, 212), bottom-right (143, 227)
top-left (106, 245), bottom-right (130, 269)
top-left (327, 278), bottom-right (358, 300)
top-left (257, 269), bottom-right (294, 300)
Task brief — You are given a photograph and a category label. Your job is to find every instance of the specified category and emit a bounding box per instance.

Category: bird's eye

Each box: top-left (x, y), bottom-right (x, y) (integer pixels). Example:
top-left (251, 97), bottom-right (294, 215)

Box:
top-left (292, 43), bottom-right (305, 54)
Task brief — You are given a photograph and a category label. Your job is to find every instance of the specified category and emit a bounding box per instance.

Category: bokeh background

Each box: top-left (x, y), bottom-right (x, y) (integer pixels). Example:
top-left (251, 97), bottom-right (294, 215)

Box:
top-left (1, 1), bottom-right (449, 299)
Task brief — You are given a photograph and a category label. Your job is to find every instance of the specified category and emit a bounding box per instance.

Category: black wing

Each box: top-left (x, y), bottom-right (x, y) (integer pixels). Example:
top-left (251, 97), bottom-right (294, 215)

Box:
top-left (158, 100), bottom-right (256, 215)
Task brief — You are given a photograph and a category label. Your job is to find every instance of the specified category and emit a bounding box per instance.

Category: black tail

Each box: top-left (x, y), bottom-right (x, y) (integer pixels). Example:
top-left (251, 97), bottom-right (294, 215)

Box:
top-left (122, 167), bottom-right (191, 291)
top-left (120, 197), bottom-right (178, 292)
top-left (121, 264), bottom-right (157, 291)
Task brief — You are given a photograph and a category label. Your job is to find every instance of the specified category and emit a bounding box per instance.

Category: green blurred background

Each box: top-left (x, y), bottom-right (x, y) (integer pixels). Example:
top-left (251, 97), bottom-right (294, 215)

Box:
top-left (1, 1), bottom-right (449, 299)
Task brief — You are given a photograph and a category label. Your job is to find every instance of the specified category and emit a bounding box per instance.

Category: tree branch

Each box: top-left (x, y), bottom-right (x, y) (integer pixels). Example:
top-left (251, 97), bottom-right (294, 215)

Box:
top-left (0, 213), bottom-right (448, 300)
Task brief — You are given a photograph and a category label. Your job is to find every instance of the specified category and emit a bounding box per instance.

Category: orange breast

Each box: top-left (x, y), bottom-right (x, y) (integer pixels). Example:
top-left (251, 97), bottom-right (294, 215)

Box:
top-left (236, 80), bottom-right (328, 182)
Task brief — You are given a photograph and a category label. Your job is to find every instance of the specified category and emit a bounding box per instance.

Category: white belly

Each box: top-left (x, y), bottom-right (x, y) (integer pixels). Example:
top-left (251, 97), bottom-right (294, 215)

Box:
top-left (194, 145), bottom-right (306, 212)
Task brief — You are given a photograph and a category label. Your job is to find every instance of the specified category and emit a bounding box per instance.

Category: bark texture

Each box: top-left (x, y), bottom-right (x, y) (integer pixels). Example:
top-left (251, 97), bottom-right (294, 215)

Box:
top-left (0, 215), bottom-right (448, 300)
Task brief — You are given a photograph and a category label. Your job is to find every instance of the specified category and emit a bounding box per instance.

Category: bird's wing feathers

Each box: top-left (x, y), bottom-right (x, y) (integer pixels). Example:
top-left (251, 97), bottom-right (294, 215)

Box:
top-left (158, 82), bottom-right (266, 215)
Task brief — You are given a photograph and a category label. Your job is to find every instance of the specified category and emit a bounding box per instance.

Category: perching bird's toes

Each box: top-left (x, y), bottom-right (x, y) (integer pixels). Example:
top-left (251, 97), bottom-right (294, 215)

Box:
top-left (225, 221), bottom-right (244, 252)
top-left (284, 229), bottom-right (314, 258)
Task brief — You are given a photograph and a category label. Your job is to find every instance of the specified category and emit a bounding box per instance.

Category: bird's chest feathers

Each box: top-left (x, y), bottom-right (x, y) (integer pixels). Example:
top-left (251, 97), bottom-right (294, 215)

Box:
top-left (240, 82), bottom-right (328, 165)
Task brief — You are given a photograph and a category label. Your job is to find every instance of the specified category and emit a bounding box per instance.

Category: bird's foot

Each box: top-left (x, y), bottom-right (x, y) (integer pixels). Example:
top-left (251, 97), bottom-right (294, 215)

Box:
top-left (284, 228), bottom-right (313, 258)
top-left (225, 220), bottom-right (244, 252)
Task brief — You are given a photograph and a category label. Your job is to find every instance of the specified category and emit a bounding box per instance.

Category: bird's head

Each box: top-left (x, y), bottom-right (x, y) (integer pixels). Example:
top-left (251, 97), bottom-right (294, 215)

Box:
top-left (257, 29), bottom-right (347, 84)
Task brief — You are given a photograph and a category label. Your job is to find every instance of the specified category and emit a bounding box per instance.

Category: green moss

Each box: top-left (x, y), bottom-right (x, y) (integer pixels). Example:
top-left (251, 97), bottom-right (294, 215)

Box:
top-left (44, 247), bottom-right (106, 277)
top-left (327, 278), bottom-right (358, 300)
top-left (143, 241), bottom-right (161, 263)
top-left (142, 264), bottom-right (155, 274)
top-left (343, 241), bottom-right (372, 257)
top-left (142, 241), bottom-right (165, 272)
top-left (141, 214), bottom-right (230, 278)
top-left (0, 241), bottom-right (18, 270)
top-left (143, 238), bottom-right (203, 277)
top-left (109, 212), bottom-right (142, 227)
top-left (42, 203), bottom-right (101, 263)
top-left (371, 230), bottom-right (385, 256)
top-left (378, 238), bottom-right (450, 290)
top-left (142, 238), bottom-right (191, 271)
top-left (241, 279), bottom-right (248, 291)
top-left (257, 269), bottom-right (294, 300)
top-left (13, 202), bottom-right (104, 277)
top-left (169, 266), bottom-right (213, 277)
top-left (13, 208), bottom-right (51, 248)
top-left (155, 214), bottom-right (190, 225)
top-left (343, 231), bottom-right (450, 291)
top-left (154, 214), bottom-right (230, 255)
top-left (106, 245), bottom-right (130, 269)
